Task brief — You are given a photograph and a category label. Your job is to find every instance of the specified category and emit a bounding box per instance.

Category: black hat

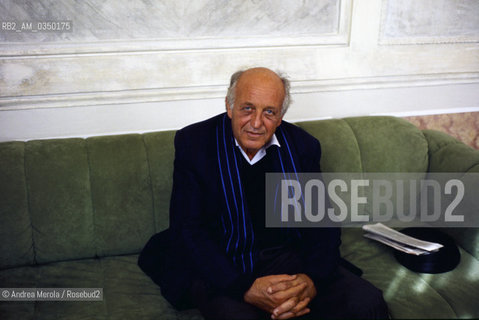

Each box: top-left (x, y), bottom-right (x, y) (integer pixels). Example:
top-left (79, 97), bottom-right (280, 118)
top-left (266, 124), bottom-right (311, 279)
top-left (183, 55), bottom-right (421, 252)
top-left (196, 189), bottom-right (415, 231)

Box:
top-left (394, 228), bottom-right (460, 274)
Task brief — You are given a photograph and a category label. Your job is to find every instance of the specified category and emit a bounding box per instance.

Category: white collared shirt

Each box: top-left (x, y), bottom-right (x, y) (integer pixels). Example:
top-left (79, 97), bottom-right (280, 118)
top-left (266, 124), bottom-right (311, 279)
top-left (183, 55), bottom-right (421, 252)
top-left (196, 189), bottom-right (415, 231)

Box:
top-left (234, 134), bottom-right (281, 165)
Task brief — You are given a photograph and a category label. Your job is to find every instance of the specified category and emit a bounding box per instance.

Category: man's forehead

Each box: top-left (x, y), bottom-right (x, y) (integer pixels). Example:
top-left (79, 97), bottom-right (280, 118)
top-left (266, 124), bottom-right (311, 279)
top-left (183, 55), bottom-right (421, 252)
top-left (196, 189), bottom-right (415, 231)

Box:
top-left (236, 69), bottom-right (285, 96)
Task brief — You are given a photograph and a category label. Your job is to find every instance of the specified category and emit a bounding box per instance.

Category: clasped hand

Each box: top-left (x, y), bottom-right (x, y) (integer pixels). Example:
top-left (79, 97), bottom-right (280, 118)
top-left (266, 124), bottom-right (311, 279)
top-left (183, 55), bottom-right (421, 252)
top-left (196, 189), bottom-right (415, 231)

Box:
top-left (243, 273), bottom-right (317, 319)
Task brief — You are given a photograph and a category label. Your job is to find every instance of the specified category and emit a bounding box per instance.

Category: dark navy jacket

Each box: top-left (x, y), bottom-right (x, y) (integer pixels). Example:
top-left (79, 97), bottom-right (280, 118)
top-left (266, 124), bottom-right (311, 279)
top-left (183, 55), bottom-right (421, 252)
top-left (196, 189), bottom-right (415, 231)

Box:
top-left (138, 113), bottom-right (341, 309)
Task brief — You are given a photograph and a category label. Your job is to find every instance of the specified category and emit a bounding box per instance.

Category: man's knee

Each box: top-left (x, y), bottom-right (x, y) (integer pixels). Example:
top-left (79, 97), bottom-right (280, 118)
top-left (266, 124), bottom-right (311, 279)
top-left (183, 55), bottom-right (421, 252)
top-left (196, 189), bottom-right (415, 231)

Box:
top-left (313, 268), bottom-right (389, 319)
top-left (345, 285), bottom-right (389, 319)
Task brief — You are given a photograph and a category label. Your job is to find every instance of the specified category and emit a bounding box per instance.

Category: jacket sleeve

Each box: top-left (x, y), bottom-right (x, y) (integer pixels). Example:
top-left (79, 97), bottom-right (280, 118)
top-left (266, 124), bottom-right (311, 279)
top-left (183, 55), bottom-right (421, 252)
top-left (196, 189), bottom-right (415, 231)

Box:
top-left (170, 130), bottom-right (254, 297)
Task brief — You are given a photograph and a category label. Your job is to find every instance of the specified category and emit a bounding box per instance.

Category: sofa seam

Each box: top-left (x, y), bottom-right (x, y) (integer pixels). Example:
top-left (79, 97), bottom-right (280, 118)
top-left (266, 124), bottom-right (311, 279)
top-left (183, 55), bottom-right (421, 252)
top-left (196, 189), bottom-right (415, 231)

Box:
top-left (85, 138), bottom-right (100, 258)
top-left (141, 134), bottom-right (158, 233)
top-left (23, 142), bottom-right (38, 266)
top-left (415, 130), bottom-right (430, 173)
top-left (24, 141), bottom-right (39, 320)
top-left (342, 119), bottom-right (364, 173)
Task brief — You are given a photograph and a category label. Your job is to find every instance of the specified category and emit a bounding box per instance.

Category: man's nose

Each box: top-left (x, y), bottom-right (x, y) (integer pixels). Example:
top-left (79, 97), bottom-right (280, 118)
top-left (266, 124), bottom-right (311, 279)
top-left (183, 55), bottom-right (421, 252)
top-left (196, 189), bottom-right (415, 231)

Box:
top-left (250, 111), bottom-right (263, 129)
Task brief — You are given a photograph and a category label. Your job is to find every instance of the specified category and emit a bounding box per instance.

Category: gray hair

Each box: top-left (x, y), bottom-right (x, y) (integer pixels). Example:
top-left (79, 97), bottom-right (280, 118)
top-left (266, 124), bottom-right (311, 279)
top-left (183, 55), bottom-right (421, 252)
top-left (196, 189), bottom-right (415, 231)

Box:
top-left (226, 69), bottom-right (291, 116)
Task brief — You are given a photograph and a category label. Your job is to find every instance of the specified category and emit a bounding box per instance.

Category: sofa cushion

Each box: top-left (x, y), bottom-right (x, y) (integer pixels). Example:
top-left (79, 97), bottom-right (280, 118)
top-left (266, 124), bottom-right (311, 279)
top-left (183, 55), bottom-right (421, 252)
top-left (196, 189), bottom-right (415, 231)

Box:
top-left (0, 255), bottom-right (203, 320)
top-left (25, 139), bottom-right (96, 265)
top-left (143, 131), bottom-right (176, 232)
top-left (0, 142), bottom-right (34, 269)
top-left (341, 228), bottom-right (479, 319)
top-left (86, 134), bottom-right (155, 257)
top-left (0, 131), bottom-right (178, 269)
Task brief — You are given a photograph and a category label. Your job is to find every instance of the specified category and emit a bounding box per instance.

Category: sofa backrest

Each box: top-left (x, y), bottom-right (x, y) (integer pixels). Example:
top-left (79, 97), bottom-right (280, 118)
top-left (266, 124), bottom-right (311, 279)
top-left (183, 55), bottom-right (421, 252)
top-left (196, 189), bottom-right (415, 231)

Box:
top-left (0, 131), bottom-right (175, 269)
top-left (0, 116), bottom-right (430, 269)
top-left (297, 116), bottom-right (429, 173)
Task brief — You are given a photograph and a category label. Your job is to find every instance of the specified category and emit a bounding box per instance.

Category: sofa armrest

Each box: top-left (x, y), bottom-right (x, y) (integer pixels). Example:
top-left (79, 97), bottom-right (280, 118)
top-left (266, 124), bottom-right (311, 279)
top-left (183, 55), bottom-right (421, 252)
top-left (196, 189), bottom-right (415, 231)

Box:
top-left (422, 129), bottom-right (479, 260)
top-left (422, 129), bottom-right (479, 173)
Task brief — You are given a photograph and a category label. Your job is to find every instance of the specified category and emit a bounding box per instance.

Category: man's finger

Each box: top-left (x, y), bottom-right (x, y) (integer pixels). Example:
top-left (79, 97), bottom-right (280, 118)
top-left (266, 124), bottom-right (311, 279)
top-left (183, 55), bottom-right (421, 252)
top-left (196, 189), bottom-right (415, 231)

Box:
top-left (268, 279), bottom-right (298, 294)
top-left (271, 281), bottom-right (307, 301)
top-left (272, 297), bottom-right (310, 320)
top-left (272, 296), bottom-right (298, 318)
top-left (272, 307), bottom-right (311, 320)
top-left (292, 308), bottom-right (311, 319)
top-left (291, 297), bottom-right (310, 314)
top-left (267, 274), bottom-right (297, 293)
top-left (272, 311), bottom-right (294, 320)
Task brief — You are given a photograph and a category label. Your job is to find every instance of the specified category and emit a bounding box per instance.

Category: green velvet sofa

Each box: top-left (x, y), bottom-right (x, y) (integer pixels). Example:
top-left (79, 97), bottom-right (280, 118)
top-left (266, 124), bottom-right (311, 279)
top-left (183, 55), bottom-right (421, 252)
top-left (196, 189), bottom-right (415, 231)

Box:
top-left (1, 116), bottom-right (478, 319)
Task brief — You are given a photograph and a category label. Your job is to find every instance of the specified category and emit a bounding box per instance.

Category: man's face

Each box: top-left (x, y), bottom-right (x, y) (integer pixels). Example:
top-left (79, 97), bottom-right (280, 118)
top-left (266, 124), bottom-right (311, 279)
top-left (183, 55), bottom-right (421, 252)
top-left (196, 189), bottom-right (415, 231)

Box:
top-left (227, 69), bottom-right (284, 160)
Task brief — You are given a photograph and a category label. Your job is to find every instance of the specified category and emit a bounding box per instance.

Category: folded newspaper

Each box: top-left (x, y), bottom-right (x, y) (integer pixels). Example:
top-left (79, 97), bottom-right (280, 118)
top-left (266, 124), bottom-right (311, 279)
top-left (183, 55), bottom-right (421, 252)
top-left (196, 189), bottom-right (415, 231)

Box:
top-left (362, 223), bottom-right (443, 256)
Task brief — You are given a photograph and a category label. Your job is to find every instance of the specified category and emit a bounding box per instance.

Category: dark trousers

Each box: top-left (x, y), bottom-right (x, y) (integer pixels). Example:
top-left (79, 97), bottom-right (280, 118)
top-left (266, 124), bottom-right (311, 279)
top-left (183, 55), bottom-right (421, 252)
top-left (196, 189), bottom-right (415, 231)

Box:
top-left (191, 248), bottom-right (389, 320)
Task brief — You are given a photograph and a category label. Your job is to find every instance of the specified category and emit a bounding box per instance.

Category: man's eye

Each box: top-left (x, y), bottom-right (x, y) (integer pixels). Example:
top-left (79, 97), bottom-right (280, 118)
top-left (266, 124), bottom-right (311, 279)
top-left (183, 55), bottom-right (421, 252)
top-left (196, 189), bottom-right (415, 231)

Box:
top-left (265, 109), bottom-right (274, 115)
top-left (243, 106), bottom-right (252, 111)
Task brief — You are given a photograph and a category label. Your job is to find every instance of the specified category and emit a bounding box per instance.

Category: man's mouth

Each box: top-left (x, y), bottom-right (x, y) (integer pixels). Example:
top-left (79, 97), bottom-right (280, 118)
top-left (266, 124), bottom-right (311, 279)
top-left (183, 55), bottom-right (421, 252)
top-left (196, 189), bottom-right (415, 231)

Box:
top-left (245, 131), bottom-right (264, 138)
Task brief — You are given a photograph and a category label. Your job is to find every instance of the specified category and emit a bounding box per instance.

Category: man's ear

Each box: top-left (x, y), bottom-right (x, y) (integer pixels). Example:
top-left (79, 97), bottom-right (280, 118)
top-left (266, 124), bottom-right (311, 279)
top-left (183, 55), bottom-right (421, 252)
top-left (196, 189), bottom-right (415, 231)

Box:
top-left (225, 97), bottom-right (233, 119)
top-left (276, 114), bottom-right (283, 127)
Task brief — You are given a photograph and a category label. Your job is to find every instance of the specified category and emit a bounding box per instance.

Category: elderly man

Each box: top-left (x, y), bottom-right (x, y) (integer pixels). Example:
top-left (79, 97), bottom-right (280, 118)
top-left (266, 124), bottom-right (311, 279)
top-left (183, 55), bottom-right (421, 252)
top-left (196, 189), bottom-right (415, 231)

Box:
top-left (139, 67), bottom-right (388, 319)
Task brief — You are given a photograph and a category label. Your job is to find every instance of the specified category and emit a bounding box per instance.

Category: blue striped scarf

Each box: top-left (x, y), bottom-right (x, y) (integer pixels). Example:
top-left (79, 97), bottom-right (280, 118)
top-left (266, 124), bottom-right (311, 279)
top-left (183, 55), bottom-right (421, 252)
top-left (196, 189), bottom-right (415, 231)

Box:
top-left (215, 113), bottom-right (301, 274)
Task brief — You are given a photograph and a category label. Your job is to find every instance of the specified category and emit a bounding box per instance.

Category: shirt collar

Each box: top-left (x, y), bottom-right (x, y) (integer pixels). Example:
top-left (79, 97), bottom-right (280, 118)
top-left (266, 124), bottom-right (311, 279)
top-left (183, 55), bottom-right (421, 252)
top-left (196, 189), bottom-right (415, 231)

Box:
top-left (234, 134), bottom-right (281, 165)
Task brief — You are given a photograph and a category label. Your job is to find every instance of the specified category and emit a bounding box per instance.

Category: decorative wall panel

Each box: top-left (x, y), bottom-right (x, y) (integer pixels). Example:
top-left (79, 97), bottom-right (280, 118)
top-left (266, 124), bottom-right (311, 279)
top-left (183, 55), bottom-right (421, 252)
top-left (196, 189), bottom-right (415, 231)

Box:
top-left (380, 0), bottom-right (479, 44)
top-left (0, 0), bottom-right (351, 55)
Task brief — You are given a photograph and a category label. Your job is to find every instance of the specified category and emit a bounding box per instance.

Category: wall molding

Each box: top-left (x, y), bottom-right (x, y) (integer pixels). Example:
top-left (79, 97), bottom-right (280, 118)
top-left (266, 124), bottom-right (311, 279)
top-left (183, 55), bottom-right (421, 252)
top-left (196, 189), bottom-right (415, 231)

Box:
top-left (0, 34), bottom-right (352, 57)
top-left (1, 72), bottom-right (478, 111)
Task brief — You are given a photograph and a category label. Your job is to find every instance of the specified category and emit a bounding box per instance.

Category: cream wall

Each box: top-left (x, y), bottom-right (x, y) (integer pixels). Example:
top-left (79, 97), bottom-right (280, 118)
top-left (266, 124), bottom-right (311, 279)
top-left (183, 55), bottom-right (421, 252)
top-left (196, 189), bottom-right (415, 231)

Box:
top-left (0, 0), bottom-right (478, 141)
